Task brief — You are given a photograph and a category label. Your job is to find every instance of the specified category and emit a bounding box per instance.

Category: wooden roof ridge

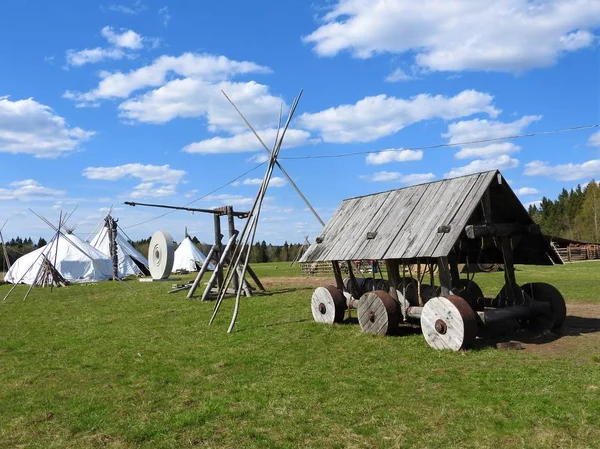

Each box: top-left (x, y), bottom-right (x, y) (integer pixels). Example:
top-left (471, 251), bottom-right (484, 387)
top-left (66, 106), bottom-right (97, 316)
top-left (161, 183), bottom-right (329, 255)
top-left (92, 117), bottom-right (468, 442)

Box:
top-left (342, 169), bottom-right (499, 202)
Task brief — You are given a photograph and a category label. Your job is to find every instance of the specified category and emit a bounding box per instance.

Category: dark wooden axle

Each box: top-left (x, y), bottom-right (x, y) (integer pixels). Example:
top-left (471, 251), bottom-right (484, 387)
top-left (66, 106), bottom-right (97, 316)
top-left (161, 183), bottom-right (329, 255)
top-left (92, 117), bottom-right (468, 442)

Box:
top-left (477, 301), bottom-right (552, 325)
top-left (464, 223), bottom-right (541, 239)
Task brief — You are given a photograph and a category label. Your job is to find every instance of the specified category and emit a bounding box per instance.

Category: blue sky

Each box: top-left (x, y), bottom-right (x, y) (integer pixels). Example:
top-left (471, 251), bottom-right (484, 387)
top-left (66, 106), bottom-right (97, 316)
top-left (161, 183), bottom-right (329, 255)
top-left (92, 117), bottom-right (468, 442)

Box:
top-left (1, 0), bottom-right (599, 244)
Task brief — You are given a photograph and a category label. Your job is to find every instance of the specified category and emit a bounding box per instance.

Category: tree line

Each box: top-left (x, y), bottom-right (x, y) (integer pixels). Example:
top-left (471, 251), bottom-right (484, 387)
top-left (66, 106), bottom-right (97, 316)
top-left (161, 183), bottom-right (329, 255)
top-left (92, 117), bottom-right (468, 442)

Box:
top-left (528, 180), bottom-right (600, 242)
top-left (0, 237), bottom-right (48, 272)
top-left (132, 237), bottom-right (308, 264)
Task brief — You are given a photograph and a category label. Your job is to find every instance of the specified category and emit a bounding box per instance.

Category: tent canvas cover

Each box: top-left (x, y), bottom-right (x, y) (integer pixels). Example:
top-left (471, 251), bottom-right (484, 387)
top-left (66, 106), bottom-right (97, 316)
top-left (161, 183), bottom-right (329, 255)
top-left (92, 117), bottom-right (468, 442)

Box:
top-left (90, 226), bottom-right (149, 277)
top-left (172, 236), bottom-right (215, 272)
top-left (4, 233), bottom-right (113, 285)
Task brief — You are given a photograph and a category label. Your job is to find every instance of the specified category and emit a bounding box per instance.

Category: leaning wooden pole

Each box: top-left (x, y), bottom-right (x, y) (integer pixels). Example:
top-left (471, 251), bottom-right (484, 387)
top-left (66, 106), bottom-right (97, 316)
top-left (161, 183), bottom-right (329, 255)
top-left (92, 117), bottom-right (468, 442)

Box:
top-left (210, 100), bottom-right (287, 325)
top-left (228, 92), bottom-right (302, 332)
top-left (222, 91), bottom-right (324, 227)
top-left (186, 244), bottom-right (217, 299)
top-left (202, 232), bottom-right (238, 302)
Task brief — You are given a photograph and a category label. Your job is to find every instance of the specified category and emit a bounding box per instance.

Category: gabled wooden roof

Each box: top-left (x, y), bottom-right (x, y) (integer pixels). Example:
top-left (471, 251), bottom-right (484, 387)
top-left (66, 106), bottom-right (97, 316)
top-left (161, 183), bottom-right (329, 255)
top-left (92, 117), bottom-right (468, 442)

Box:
top-left (300, 170), bottom-right (560, 265)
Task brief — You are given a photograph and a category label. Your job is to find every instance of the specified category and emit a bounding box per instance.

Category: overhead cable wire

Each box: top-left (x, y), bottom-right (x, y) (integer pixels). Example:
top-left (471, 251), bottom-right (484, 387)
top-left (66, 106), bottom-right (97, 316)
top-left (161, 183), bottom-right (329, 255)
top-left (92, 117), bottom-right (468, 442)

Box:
top-left (123, 161), bottom-right (267, 229)
top-left (278, 123), bottom-right (600, 160)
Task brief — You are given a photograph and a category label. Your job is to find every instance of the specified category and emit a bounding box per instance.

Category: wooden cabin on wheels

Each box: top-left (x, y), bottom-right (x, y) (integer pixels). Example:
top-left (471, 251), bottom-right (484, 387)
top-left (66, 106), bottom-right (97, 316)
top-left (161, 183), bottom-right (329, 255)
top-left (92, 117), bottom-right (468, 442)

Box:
top-left (300, 170), bottom-right (566, 351)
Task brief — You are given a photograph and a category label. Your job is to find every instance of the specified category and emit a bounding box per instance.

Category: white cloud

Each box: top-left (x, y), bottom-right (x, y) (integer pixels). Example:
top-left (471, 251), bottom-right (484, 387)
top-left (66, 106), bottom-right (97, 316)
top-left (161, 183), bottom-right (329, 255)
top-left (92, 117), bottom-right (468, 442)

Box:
top-left (360, 171), bottom-right (435, 184)
top-left (107, 2), bottom-right (145, 14)
top-left (66, 47), bottom-right (128, 67)
top-left (444, 155), bottom-right (519, 178)
top-left (182, 128), bottom-right (316, 154)
top-left (455, 142), bottom-right (521, 160)
top-left (82, 163), bottom-right (186, 184)
top-left (0, 179), bottom-right (66, 201)
top-left (246, 153), bottom-right (269, 164)
top-left (303, 0), bottom-right (600, 73)
top-left (64, 52), bottom-right (270, 104)
top-left (365, 148), bottom-right (422, 165)
top-left (524, 160), bottom-right (600, 181)
top-left (101, 26), bottom-right (143, 49)
top-left (514, 187), bottom-right (541, 195)
top-left (201, 194), bottom-right (255, 207)
top-left (242, 177), bottom-right (287, 187)
top-left (385, 68), bottom-right (414, 82)
top-left (65, 26), bottom-right (145, 67)
top-left (159, 6), bottom-right (171, 27)
top-left (118, 79), bottom-right (284, 130)
top-left (588, 131), bottom-right (600, 147)
top-left (129, 182), bottom-right (177, 199)
top-left (184, 189), bottom-right (199, 198)
top-left (524, 200), bottom-right (543, 208)
top-left (298, 90), bottom-right (499, 143)
top-left (445, 115), bottom-right (542, 144)
top-left (444, 115), bottom-right (541, 159)
top-left (0, 96), bottom-right (94, 157)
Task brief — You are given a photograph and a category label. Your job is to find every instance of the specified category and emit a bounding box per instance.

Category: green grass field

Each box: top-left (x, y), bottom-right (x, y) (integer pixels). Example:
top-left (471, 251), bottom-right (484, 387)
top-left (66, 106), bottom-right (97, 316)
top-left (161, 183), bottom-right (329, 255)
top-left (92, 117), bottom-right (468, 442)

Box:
top-left (1, 263), bottom-right (599, 448)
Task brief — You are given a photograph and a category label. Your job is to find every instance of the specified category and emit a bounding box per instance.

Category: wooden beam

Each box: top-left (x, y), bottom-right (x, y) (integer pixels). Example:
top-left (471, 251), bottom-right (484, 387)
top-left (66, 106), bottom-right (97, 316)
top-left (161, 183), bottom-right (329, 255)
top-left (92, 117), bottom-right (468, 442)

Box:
top-left (331, 261), bottom-right (344, 291)
top-left (465, 223), bottom-right (541, 239)
top-left (437, 257), bottom-right (452, 297)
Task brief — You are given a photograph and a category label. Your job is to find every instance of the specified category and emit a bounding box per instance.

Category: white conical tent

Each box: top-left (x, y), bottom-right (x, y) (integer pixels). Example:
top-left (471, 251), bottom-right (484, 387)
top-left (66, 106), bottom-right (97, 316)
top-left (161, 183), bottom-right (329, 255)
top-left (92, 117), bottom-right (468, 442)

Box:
top-left (4, 233), bottom-right (113, 285)
top-left (172, 236), bottom-right (215, 272)
top-left (90, 226), bottom-right (149, 277)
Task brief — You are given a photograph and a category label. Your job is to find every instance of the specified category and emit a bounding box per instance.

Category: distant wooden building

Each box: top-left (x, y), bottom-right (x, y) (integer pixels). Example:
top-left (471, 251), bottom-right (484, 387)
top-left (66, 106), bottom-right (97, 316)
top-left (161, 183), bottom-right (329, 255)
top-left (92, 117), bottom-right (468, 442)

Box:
top-left (549, 236), bottom-right (600, 263)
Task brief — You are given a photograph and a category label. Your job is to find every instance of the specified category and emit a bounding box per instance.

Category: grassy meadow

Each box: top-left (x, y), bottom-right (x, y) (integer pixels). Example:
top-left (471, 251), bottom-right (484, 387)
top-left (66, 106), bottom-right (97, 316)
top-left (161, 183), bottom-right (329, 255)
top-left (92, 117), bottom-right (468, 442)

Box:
top-left (1, 262), bottom-right (599, 448)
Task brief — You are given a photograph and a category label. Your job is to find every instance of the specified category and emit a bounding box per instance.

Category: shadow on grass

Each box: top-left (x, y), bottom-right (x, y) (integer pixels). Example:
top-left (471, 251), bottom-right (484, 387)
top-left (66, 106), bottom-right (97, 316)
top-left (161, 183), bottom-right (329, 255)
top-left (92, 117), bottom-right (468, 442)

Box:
top-left (472, 314), bottom-right (600, 349)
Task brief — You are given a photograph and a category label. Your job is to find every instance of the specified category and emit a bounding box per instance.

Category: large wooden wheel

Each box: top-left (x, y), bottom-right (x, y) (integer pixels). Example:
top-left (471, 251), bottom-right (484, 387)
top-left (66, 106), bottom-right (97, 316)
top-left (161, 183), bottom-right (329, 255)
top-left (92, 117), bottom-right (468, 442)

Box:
top-left (453, 279), bottom-right (484, 310)
top-left (398, 276), bottom-right (419, 306)
top-left (311, 286), bottom-right (346, 324)
top-left (520, 282), bottom-right (567, 331)
top-left (357, 290), bottom-right (401, 335)
top-left (420, 295), bottom-right (478, 351)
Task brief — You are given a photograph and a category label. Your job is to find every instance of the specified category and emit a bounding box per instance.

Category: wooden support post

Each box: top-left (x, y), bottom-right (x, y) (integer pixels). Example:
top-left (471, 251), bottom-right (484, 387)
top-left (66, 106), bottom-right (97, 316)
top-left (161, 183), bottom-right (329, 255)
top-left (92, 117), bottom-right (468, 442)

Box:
top-left (416, 261), bottom-right (423, 306)
top-left (226, 206), bottom-right (239, 293)
top-left (213, 214), bottom-right (223, 290)
top-left (245, 265), bottom-right (265, 292)
top-left (385, 259), bottom-right (401, 301)
top-left (437, 257), bottom-right (452, 297)
top-left (186, 244), bottom-right (216, 299)
top-left (202, 232), bottom-right (238, 301)
top-left (567, 245), bottom-right (572, 262)
top-left (499, 236), bottom-right (518, 303)
top-left (448, 252), bottom-right (460, 288)
top-left (345, 260), bottom-right (359, 296)
top-left (331, 261), bottom-right (344, 291)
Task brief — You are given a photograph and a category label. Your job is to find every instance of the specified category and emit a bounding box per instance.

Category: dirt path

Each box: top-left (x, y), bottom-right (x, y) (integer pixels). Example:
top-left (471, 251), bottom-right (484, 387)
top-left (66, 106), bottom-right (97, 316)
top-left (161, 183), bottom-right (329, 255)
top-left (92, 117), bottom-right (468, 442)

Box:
top-left (520, 303), bottom-right (600, 356)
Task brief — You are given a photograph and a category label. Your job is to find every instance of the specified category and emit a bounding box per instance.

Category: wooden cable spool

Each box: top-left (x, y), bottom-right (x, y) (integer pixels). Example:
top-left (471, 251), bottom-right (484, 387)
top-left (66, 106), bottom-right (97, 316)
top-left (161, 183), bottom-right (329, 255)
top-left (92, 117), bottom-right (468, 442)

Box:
top-left (357, 290), bottom-right (401, 335)
top-left (420, 295), bottom-right (478, 351)
top-left (311, 285), bottom-right (346, 324)
top-left (520, 282), bottom-right (567, 331)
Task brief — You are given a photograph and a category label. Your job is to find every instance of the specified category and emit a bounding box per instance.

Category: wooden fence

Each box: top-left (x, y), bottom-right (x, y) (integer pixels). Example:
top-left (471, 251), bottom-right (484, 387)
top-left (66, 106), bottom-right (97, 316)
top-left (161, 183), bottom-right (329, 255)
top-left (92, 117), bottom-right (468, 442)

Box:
top-left (553, 243), bottom-right (600, 262)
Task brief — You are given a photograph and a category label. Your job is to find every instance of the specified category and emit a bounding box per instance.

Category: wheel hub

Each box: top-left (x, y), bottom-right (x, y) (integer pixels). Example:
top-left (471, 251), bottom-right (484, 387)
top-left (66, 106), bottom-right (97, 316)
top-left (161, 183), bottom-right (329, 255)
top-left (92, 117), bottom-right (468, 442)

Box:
top-left (435, 319), bottom-right (447, 334)
top-left (318, 303), bottom-right (327, 315)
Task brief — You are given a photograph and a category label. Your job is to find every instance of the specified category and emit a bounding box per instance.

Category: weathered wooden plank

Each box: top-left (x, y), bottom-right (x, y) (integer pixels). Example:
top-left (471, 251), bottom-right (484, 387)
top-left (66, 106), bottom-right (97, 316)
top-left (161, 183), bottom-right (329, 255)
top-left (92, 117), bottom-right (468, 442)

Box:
top-left (300, 199), bottom-right (354, 262)
top-left (384, 180), bottom-right (445, 259)
top-left (321, 193), bottom-right (390, 261)
top-left (431, 171), bottom-right (497, 258)
top-left (332, 191), bottom-right (392, 261)
top-left (419, 174), bottom-right (485, 257)
top-left (397, 178), bottom-right (463, 259)
top-left (355, 183), bottom-right (431, 259)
